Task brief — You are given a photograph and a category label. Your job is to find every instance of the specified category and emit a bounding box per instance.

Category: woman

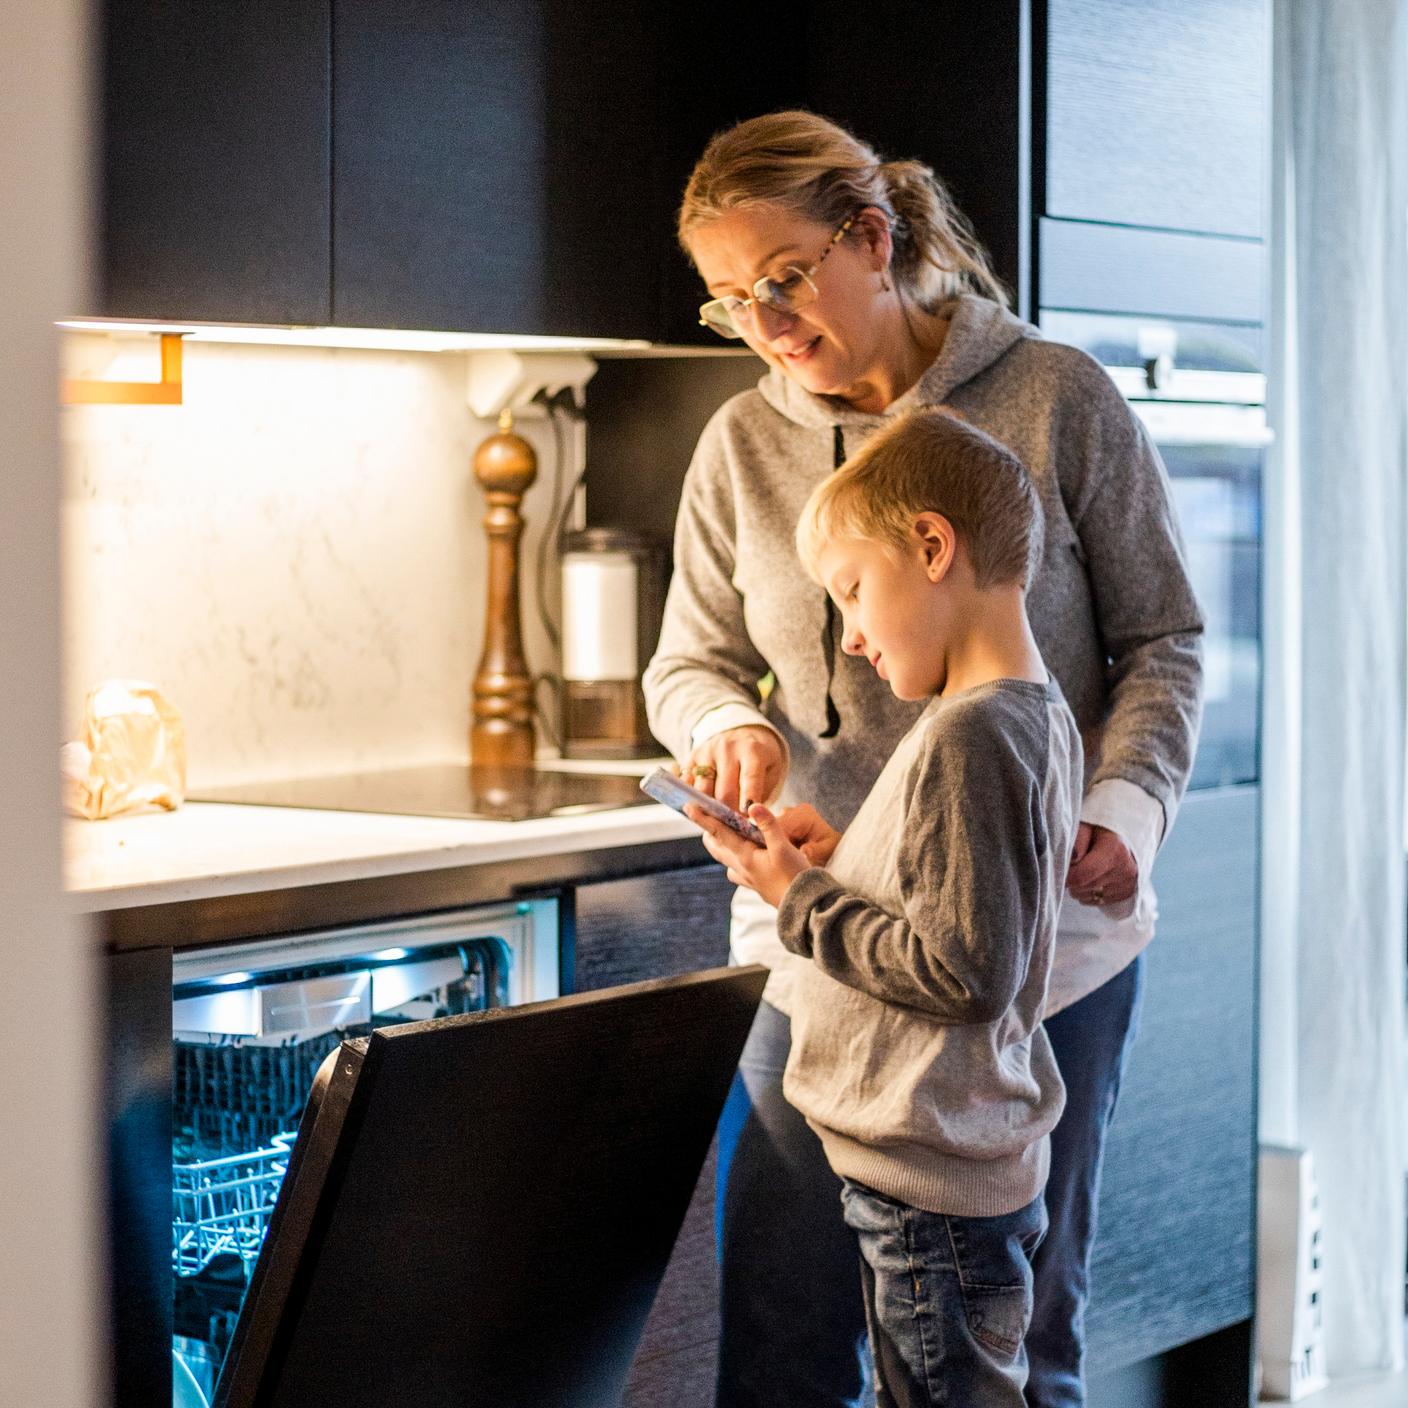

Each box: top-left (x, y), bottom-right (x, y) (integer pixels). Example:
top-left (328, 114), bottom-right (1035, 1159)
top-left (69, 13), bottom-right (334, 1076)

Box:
top-left (643, 111), bottom-right (1203, 1408)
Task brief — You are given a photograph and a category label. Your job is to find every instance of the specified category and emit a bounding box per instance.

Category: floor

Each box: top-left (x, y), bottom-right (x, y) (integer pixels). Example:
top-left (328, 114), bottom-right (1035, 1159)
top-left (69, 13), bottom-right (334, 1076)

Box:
top-left (1291, 1325), bottom-right (1408, 1408)
top-left (1303, 1366), bottom-right (1408, 1408)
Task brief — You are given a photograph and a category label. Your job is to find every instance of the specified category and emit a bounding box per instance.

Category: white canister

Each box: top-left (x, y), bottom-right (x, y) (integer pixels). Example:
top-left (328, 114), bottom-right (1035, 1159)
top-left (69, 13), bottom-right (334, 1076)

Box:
top-left (559, 528), bottom-right (667, 758)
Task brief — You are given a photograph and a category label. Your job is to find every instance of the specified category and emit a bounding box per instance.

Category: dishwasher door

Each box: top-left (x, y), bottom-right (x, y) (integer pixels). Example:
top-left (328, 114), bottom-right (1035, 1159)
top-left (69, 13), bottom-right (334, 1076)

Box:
top-left (170, 898), bottom-right (559, 1407)
top-left (213, 965), bottom-right (767, 1408)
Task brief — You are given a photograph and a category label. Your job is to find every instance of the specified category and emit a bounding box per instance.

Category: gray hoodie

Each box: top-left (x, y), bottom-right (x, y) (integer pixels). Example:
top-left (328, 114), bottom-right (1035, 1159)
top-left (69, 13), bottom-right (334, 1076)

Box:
top-left (643, 295), bottom-right (1204, 1009)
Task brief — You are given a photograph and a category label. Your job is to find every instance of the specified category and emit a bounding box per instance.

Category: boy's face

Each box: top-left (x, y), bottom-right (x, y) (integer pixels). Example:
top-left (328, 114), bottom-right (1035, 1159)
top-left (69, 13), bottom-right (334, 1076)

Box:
top-left (816, 529), bottom-right (948, 701)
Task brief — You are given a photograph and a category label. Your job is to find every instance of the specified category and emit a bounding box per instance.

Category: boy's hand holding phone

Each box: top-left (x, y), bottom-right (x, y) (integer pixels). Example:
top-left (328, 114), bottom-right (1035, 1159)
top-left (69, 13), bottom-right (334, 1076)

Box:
top-left (688, 802), bottom-right (815, 909)
top-left (639, 767), bottom-right (840, 907)
top-left (774, 803), bottom-right (843, 866)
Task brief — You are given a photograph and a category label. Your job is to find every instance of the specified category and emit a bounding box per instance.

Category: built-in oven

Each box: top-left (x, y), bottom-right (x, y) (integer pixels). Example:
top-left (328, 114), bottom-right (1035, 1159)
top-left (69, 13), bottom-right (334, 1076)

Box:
top-left (167, 899), bottom-right (559, 1408)
top-left (1042, 311), bottom-right (1268, 791)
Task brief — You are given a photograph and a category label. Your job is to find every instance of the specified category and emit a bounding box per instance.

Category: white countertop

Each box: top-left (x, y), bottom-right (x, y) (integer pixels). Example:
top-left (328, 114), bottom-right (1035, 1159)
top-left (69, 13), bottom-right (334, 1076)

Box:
top-left (65, 800), bottom-right (702, 912)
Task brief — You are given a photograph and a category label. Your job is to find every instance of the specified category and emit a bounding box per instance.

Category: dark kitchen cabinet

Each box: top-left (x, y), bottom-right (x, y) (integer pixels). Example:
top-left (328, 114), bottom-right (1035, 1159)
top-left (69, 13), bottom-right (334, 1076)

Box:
top-left (1043, 0), bottom-right (1268, 239)
top-left (571, 862), bottom-right (735, 1408)
top-left (570, 861), bottom-right (732, 994)
top-left (99, 0), bottom-right (331, 323)
top-left (1036, 0), bottom-right (1270, 324)
top-left (663, 0), bottom-right (1268, 336)
top-left (330, 0), bottom-right (667, 337)
top-left (1085, 786), bottom-right (1258, 1402)
top-left (98, 0), bottom-right (671, 336)
top-left (651, 0), bottom-right (1037, 343)
top-left (795, 2), bottom-right (1032, 325)
top-left (97, 0), bottom-right (1268, 336)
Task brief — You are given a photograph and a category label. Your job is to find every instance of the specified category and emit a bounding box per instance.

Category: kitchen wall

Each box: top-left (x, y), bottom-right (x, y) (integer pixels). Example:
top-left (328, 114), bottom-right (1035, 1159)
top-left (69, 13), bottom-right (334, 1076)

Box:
top-left (61, 336), bottom-right (573, 787)
top-left (60, 335), bottom-right (766, 788)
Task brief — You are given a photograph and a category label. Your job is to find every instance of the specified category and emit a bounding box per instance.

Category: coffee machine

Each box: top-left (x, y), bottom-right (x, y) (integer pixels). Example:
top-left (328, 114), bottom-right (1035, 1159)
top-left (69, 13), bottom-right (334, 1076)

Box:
top-left (560, 528), bottom-right (668, 759)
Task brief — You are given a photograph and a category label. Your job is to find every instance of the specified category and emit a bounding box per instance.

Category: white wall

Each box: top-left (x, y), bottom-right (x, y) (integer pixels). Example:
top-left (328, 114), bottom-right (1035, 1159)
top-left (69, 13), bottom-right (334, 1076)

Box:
top-left (0, 0), bottom-right (101, 1404)
top-left (61, 339), bottom-right (570, 785)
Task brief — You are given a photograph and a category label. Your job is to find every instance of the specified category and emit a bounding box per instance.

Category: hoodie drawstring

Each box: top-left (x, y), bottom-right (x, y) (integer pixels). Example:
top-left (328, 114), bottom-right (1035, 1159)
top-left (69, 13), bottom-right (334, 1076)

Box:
top-left (818, 425), bottom-right (846, 739)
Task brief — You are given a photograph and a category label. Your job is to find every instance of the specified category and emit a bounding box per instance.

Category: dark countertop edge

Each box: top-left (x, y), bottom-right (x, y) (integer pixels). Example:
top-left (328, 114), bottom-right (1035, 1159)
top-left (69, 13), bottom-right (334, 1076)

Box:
top-left (100, 834), bottom-right (711, 953)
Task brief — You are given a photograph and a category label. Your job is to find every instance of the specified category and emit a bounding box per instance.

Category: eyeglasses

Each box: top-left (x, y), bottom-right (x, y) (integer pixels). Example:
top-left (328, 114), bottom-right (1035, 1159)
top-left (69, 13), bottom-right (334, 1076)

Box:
top-left (698, 216), bottom-right (856, 339)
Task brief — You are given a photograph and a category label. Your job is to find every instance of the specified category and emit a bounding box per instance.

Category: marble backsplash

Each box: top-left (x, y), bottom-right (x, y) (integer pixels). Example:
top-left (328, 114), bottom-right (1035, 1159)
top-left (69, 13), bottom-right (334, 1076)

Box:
top-left (61, 336), bottom-right (570, 787)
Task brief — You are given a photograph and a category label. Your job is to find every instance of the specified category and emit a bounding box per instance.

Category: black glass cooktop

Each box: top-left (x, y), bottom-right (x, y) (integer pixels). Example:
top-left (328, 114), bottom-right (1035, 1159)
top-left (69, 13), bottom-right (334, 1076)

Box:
top-left (191, 764), bottom-right (655, 823)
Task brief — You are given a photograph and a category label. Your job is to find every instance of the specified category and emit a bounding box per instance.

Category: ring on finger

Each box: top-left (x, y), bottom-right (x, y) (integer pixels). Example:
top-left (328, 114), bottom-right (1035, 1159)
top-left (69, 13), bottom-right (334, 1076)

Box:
top-left (691, 763), bottom-right (717, 781)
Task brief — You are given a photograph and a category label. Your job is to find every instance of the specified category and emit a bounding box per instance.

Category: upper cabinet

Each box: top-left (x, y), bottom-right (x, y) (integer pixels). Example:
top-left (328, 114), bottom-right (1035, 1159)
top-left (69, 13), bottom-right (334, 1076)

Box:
top-left (98, 0), bottom-right (671, 337)
top-left (330, 0), bottom-right (666, 337)
top-left (1036, 0), bottom-right (1269, 326)
top-left (667, 0), bottom-right (1268, 333)
top-left (1044, 0), bottom-right (1268, 239)
top-left (793, 3), bottom-right (1031, 324)
top-left (96, 0), bottom-right (1269, 339)
top-left (100, 0), bottom-right (331, 324)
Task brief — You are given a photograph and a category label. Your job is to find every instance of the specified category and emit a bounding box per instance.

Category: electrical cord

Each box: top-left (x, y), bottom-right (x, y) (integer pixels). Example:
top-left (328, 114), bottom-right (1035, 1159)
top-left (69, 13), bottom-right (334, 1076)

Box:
top-left (533, 673), bottom-right (565, 753)
top-left (549, 394), bottom-right (590, 569)
top-left (533, 391), bottom-right (568, 651)
top-left (529, 390), bottom-right (589, 753)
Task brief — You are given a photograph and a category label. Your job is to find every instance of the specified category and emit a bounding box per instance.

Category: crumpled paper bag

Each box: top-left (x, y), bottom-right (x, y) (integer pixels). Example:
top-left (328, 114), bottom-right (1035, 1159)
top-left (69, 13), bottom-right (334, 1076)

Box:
top-left (61, 680), bottom-right (187, 820)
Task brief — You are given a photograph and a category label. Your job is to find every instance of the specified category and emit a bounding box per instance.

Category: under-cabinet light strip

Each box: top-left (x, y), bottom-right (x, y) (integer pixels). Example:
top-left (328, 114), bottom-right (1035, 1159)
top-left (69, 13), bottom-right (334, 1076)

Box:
top-left (56, 319), bottom-right (653, 354)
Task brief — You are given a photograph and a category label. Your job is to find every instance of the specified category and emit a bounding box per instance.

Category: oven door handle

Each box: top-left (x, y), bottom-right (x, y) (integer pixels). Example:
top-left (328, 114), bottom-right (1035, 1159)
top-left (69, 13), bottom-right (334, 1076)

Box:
top-left (1130, 401), bottom-right (1273, 448)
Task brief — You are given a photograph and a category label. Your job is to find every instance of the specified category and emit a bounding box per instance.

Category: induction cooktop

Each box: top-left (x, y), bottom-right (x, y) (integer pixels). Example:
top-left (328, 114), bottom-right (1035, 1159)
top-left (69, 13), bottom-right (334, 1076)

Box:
top-left (190, 763), bottom-right (656, 823)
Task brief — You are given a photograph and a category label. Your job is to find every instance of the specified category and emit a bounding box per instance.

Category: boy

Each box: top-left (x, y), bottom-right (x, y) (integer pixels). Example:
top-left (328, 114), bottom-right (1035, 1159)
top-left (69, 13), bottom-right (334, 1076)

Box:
top-left (688, 408), bottom-right (1082, 1408)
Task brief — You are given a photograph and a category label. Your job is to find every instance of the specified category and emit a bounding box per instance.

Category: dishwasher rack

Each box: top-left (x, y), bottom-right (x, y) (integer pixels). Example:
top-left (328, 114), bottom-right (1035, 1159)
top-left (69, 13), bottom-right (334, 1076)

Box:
top-left (172, 1133), bottom-right (295, 1278)
top-left (174, 1031), bottom-right (346, 1160)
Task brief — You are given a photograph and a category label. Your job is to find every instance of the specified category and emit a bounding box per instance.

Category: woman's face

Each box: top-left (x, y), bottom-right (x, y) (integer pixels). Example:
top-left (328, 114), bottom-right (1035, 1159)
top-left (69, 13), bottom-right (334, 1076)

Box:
top-left (687, 204), bottom-right (893, 403)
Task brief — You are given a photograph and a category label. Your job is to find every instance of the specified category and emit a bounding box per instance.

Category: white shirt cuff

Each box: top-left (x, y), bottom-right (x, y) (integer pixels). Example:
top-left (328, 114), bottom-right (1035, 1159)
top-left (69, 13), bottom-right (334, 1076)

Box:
top-left (691, 703), bottom-right (782, 749)
top-left (1079, 778), bottom-right (1165, 924)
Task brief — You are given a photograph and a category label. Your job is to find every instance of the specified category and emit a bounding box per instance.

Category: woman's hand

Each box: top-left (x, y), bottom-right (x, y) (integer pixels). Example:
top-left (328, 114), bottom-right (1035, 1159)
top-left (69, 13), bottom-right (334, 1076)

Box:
top-left (776, 803), bottom-right (843, 866)
top-left (681, 725), bottom-right (786, 812)
top-left (1067, 823), bottom-right (1138, 907)
top-left (687, 803), bottom-right (813, 909)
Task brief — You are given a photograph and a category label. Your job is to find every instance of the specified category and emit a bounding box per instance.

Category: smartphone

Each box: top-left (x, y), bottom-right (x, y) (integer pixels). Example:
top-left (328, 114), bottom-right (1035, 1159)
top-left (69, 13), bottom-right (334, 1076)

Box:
top-left (639, 767), bottom-right (765, 847)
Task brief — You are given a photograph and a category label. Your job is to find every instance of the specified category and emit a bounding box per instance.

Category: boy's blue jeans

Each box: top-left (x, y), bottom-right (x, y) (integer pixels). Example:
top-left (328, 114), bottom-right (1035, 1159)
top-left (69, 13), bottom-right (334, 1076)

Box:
top-left (841, 1181), bottom-right (1048, 1408)
top-left (714, 957), bottom-right (1144, 1408)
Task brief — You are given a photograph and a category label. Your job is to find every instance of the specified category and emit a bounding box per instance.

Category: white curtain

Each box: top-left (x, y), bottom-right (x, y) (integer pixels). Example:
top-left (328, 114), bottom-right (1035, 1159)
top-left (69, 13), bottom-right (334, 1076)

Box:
top-left (1263, 0), bottom-right (1408, 1377)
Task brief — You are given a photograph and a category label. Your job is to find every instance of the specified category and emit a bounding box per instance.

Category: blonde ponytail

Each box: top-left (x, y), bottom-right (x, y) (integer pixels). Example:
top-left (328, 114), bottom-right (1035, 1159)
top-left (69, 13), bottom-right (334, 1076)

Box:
top-left (678, 111), bottom-right (1009, 312)
top-left (879, 158), bottom-right (1010, 309)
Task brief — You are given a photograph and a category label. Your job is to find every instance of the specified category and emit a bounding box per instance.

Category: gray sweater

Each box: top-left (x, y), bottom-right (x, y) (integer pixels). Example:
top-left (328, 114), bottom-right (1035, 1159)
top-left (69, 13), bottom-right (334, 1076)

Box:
top-left (643, 296), bottom-right (1204, 1009)
top-left (779, 679), bottom-right (1082, 1217)
top-left (644, 295), bottom-right (1202, 822)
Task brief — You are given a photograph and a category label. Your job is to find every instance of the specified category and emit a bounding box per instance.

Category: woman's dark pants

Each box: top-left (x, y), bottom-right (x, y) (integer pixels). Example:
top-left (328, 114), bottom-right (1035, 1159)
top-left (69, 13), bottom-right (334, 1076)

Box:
top-left (1024, 955), bottom-right (1145, 1408)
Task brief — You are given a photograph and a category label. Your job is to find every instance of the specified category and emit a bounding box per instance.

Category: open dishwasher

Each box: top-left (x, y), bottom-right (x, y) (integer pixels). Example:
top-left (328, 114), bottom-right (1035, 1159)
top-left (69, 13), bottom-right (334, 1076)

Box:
top-left (168, 899), bottom-right (559, 1407)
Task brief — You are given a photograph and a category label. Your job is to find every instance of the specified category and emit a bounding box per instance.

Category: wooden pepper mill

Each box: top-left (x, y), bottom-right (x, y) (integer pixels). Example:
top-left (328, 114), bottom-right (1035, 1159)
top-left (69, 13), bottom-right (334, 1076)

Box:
top-left (470, 409), bottom-right (537, 768)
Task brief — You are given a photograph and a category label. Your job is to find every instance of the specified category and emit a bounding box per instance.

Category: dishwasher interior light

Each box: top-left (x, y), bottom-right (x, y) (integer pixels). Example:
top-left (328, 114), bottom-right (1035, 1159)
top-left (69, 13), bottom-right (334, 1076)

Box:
top-left (209, 970), bottom-right (253, 987)
top-left (371, 947), bottom-right (411, 962)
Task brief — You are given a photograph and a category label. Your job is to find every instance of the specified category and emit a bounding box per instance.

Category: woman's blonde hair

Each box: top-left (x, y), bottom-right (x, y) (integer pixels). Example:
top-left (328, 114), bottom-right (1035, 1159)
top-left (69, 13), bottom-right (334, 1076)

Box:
top-left (678, 110), bottom-right (1009, 311)
top-left (796, 409), bottom-right (1042, 590)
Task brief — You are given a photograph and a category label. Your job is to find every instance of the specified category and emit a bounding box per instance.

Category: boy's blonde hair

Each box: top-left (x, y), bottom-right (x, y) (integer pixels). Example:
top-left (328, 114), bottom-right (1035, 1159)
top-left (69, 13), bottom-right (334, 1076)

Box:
top-left (796, 409), bottom-right (1043, 590)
